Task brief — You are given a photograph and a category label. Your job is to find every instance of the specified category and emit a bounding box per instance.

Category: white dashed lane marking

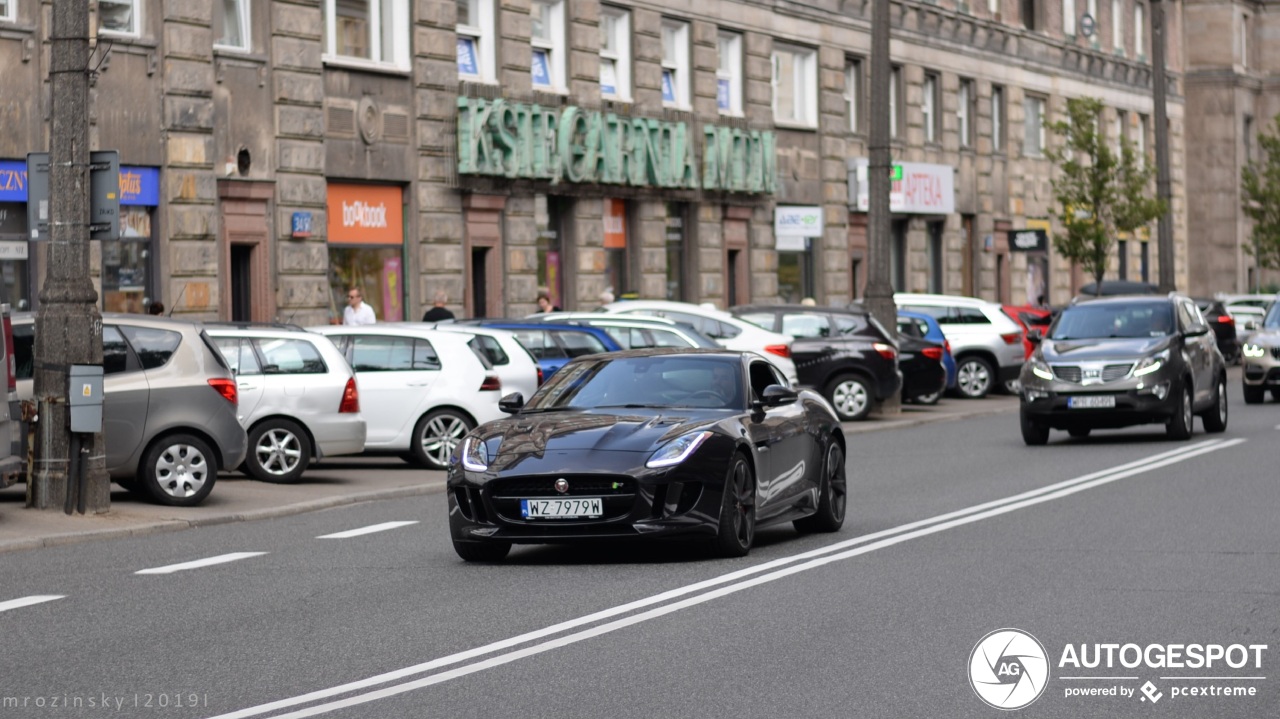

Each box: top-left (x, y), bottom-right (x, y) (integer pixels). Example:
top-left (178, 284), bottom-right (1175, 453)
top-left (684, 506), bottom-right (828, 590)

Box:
top-left (136, 552), bottom-right (268, 575)
top-left (0, 595), bottom-right (64, 614)
top-left (317, 521), bottom-right (419, 539)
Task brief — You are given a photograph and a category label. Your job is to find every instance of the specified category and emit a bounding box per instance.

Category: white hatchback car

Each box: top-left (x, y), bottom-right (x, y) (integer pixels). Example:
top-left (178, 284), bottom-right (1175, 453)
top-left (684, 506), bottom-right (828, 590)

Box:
top-left (310, 326), bottom-right (505, 470)
top-left (413, 323), bottom-right (541, 400)
top-left (206, 325), bottom-right (366, 484)
top-left (595, 300), bottom-right (799, 384)
top-left (894, 293), bottom-right (1026, 398)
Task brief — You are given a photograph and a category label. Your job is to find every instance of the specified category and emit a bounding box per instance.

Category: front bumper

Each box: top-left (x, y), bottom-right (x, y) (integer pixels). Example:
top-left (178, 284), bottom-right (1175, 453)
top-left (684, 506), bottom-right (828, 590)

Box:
top-left (1020, 385), bottom-right (1179, 429)
top-left (1241, 346), bottom-right (1280, 386)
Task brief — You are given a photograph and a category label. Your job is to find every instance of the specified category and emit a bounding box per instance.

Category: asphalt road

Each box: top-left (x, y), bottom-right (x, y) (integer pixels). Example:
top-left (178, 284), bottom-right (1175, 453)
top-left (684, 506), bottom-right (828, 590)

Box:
top-left (2, 383), bottom-right (1278, 719)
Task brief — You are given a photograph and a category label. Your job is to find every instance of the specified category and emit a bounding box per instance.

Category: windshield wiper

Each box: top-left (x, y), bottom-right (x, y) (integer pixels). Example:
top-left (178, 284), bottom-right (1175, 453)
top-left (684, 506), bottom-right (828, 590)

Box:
top-left (593, 403), bottom-right (670, 409)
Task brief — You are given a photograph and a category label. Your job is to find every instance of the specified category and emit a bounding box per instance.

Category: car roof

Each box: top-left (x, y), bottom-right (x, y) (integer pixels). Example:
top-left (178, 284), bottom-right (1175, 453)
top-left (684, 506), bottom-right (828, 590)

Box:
top-left (11, 311), bottom-right (203, 331)
top-left (894, 293), bottom-right (994, 306)
top-left (585, 347), bottom-right (754, 362)
top-left (733, 303), bottom-right (870, 316)
top-left (536, 312), bottom-right (682, 326)
top-left (204, 326), bottom-right (324, 339)
top-left (601, 299), bottom-right (734, 318)
top-left (1068, 294), bottom-right (1179, 307)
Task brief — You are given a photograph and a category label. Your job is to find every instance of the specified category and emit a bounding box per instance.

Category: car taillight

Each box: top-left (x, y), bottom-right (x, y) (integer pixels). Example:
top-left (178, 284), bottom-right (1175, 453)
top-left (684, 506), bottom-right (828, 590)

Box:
top-left (1218, 315), bottom-right (1234, 325)
top-left (2, 313), bottom-right (14, 393)
top-left (764, 344), bottom-right (791, 359)
top-left (1000, 332), bottom-right (1022, 345)
top-left (537, 366), bottom-right (545, 385)
top-left (944, 340), bottom-right (952, 355)
top-left (339, 377), bottom-right (360, 413)
top-left (207, 378), bottom-right (237, 406)
top-left (922, 346), bottom-right (944, 361)
top-left (479, 375), bottom-right (502, 391)
top-left (873, 342), bottom-right (897, 360)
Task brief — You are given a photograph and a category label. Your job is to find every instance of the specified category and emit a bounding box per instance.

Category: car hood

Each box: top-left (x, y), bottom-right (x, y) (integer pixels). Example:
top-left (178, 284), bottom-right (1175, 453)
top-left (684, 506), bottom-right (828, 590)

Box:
top-left (1041, 336), bottom-right (1174, 362)
top-left (1244, 328), bottom-right (1280, 343)
top-left (476, 408), bottom-right (722, 463)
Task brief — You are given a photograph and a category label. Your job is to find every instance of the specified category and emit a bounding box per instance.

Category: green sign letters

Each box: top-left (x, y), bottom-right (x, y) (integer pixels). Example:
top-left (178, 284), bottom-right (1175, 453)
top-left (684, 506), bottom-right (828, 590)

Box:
top-left (456, 97), bottom-right (775, 195)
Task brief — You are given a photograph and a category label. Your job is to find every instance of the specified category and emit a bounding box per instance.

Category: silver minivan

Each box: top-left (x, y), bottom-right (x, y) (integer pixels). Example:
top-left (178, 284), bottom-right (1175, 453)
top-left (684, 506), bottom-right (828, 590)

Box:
top-left (12, 314), bottom-right (248, 506)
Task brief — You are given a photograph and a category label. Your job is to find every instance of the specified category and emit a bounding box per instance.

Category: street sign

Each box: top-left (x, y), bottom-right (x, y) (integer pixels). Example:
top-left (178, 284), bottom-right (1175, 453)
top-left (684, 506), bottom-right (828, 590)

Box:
top-left (1080, 13), bottom-right (1096, 38)
top-left (26, 150), bottom-right (121, 241)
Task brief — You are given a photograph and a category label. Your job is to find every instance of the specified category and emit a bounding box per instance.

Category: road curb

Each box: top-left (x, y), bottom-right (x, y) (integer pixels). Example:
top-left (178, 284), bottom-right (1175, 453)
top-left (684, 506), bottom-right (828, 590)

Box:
top-left (846, 402), bottom-right (1018, 434)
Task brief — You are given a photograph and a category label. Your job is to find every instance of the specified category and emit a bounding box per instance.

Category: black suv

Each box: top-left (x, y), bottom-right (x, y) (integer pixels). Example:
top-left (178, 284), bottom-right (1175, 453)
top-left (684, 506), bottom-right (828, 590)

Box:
top-left (732, 304), bottom-right (902, 421)
top-left (1018, 294), bottom-right (1229, 444)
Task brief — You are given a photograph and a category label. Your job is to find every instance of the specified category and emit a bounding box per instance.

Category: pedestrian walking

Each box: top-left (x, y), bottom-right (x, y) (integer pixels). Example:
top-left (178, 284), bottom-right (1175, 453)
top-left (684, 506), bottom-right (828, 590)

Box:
top-left (343, 287), bottom-right (377, 325)
top-left (535, 289), bottom-right (561, 313)
top-left (422, 290), bottom-right (455, 322)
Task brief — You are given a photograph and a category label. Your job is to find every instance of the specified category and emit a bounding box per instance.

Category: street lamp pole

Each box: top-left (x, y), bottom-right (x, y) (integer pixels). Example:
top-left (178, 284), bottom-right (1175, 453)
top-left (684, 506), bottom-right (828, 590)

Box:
top-left (1151, 0), bottom-right (1175, 292)
top-left (864, 0), bottom-right (899, 414)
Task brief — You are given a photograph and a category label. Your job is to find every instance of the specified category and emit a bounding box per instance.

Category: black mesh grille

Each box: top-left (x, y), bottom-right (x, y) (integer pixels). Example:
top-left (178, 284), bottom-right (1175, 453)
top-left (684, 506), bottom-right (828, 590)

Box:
top-left (1053, 365), bottom-right (1082, 382)
top-left (1102, 364), bottom-right (1133, 381)
top-left (490, 477), bottom-right (636, 497)
top-left (1271, 347), bottom-right (1280, 360)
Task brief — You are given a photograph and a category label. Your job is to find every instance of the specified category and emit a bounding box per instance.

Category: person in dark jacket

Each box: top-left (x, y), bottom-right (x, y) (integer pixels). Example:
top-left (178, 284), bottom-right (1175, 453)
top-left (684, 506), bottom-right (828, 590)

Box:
top-left (421, 290), bottom-right (455, 322)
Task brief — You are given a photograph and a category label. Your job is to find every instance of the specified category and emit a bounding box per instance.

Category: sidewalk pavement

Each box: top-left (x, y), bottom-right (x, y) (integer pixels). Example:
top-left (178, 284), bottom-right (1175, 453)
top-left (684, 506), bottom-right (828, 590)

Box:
top-left (0, 395), bottom-right (1018, 554)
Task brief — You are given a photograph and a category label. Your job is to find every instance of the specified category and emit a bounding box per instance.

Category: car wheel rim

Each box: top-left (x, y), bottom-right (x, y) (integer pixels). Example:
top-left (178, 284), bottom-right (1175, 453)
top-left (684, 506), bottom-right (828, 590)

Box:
top-left (915, 391), bottom-right (940, 404)
top-left (421, 415), bottom-right (468, 465)
top-left (958, 362), bottom-right (990, 396)
top-left (730, 461), bottom-right (755, 548)
top-left (833, 380), bottom-right (868, 418)
top-left (154, 444), bottom-right (209, 498)
top-left (255, 428), bottom-right (303, 476)
top-left (1183, 388), bottom-right (1193, 429)
top-left (1218, 380), bottom-right (1228, 424)
top-left (826, 444), bottom-right (847, 522)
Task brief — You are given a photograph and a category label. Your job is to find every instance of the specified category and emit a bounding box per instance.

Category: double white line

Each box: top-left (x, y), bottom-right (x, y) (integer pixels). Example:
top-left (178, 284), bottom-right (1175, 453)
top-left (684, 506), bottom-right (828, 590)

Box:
top-left (207, 438), bottom-right (1243, 719)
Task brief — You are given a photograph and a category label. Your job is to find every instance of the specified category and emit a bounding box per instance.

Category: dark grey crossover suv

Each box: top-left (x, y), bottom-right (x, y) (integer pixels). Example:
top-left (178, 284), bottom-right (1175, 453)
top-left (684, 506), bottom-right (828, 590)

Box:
top-left (1018, 295), bottom-right (1229, 444)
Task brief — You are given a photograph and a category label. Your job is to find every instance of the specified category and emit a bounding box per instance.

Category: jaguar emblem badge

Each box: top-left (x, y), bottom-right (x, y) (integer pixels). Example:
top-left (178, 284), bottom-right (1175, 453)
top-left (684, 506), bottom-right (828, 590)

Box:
top-left (554, 478), bottom-right (569, 494)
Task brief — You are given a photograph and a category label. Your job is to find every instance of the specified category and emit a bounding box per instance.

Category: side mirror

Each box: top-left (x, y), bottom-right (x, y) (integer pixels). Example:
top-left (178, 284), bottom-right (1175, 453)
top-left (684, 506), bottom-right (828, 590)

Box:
top-left (1026, 329), bottom-right (1043, 345)
top-left (1185, 325), bottom-right (1211, 338)
top-left (760, 384), bottom-right (799, 408)
top-left (498, 392), bottom-right (525, 414)
top-left (1243, 319), bottom-right (1258, 331)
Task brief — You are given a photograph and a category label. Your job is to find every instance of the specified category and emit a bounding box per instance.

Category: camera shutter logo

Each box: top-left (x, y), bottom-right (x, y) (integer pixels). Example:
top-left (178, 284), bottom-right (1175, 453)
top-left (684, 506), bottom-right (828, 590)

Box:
top-left (969, 629), bottom-right (1050, 710)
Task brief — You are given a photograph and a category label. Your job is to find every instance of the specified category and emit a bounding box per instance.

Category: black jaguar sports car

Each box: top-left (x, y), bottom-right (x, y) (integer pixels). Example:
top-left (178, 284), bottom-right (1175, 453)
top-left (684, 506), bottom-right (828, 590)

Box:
top-left (446, 348), bottom-right (848, 561)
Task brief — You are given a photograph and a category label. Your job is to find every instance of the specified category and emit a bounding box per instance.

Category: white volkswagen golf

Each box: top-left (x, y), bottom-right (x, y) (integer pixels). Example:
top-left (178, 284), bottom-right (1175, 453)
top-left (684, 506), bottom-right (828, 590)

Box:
top-left (310, 325), bottom-right (505, 470)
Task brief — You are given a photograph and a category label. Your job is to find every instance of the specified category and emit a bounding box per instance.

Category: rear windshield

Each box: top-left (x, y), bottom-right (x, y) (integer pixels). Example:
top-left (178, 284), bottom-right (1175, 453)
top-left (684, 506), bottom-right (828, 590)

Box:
top-left (201, 331), bottom-right (231, 372)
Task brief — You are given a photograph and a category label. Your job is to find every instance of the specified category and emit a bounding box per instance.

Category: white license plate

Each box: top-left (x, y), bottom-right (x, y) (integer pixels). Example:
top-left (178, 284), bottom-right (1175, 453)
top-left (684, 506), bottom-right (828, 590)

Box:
top-left (520, 497), bottom-right (603, 519)
top-left (1068, 395), bottom-right (1116, 409)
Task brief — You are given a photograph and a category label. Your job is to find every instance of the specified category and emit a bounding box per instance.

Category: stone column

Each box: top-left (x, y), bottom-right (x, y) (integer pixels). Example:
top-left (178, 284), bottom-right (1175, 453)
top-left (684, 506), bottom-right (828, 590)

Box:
top-left (819, 46), bottom-right (850, 305)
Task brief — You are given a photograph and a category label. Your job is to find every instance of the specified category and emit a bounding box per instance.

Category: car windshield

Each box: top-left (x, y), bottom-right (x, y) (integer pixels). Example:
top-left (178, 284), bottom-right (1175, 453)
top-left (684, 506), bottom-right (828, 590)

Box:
top-left (523, 355), bottom-right (744, 411)
top-left (1264, 303), bottom-right (1280, 330)
top-left (1051, 303), bottom-right (1175, 340)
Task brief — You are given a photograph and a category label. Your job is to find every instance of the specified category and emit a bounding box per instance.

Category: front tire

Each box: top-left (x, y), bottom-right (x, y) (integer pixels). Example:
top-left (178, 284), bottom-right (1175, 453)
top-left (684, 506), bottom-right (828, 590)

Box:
top-left (1243, 384), bottom-right (1265, 404)
top-left (825, 374), bottom-right (873, 422)
top-left (452, 539), bottom-right (511, 562)
top-left (140, 433), bottom-right (217, 507)
top-left (794, 441), bottom-right (847, 534)
top-left (245, 419), bottom-right (312, 483)
top-left (1067, 427), bottom-right (1091, 438)
top-left (712, 455), bottom-right (756, 557)
top-left (955, 356), bottom-right (994, 399)
top-left (1166, 383), bottom-right (1194, 441)
top-left (1201, 375), bottom-right (1229, 433)
top-left (1020, 409), bottom-right (1050, 446)
top-left (410, 409), bottom-right (474, 470)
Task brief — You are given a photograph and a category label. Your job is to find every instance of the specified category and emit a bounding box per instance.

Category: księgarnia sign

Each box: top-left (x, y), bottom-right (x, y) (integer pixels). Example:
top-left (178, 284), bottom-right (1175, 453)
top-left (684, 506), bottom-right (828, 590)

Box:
top-left (456, 97), bottom-right (776, 194)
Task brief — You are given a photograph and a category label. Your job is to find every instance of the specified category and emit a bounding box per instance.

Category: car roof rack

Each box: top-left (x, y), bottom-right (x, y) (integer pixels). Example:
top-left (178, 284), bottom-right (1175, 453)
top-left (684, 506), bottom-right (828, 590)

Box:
top-left (203, 321), bottom-right (308, 332)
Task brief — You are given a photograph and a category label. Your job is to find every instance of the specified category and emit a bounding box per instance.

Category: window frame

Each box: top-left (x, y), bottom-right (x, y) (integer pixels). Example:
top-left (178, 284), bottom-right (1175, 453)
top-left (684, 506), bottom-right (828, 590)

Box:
top-left (1241, 12), bottom-right (1250, 70)
top-left (845, 57), bottom-right (863, 133)
top-left (214, 0), bottom-right (252, 53)
top-left (457, 0), bottom-right (497, 83)
top-left (1112, 0), bottom-right (1125, 53)
top-left (1086, 0), bottom-right (1099, 47)
top-left (1063, 0), bottom-right (1077, 36)
top-left (890, 65), bottom-right (902, 139)
top-left (600, 6), bottom-right (632, 101)
top-left (923, 72), bottom-right (940, 144)
top-left (98, 0), bottom-right (142, 38)
top-left (531, 0), bottom-right (568, 93)
top-left (323, 0), bottom-right (412, 72)
top-left (661, 19), bottom-right (691, 109)
top-left (958, 78), bottom-right (975, 148)
top-left (772, 41), bottom-right (819, 128)
top-left (1023, 95), bottom-right (1046, 158)
top-left (0, 0), bottom-right (16, 23)
top-left (1134, 3), bottom-right (1145, 58)
top-left (991, 84), bottom-right (1005, 153)
top-left (717, 30), bottom-right (744, 116)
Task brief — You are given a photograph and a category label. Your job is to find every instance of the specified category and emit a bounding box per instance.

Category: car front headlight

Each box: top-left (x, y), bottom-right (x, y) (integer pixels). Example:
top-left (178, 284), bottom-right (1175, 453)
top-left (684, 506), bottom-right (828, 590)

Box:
top-left (461, 436), bottom-right (490, 472)
top-left (1134, 349), bottom-right (1171, 377)
top-left (1029, 360), bottom-right (1054, 381)
top-left (1243, 343), bottom-right (1267, 359)
top-left (646, 431), bottom-right (713, 469)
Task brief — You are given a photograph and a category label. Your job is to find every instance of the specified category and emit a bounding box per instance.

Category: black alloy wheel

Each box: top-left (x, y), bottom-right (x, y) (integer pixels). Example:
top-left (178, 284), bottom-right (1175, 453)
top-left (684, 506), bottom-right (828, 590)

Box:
top-left (1166, 382), bottom-right (1194, 441)
top-left (713, 455), bottom-right (756, 557)
top-left (794, 441), bottom-right (847, 534)
top-left (1201, 375), bottom-right (1229, 433)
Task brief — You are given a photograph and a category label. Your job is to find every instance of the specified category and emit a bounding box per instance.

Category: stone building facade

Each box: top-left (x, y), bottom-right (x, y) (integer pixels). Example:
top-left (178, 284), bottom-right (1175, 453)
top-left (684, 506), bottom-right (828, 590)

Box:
top-left (0, 0), bottom-right (1187, 324)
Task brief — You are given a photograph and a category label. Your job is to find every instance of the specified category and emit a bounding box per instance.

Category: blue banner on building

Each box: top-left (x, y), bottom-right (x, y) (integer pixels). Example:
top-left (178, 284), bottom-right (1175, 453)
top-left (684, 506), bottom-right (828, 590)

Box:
top-left (0, 160), bottom-right (27, 203)
top-left (0, 160), bottom-right (157, 206)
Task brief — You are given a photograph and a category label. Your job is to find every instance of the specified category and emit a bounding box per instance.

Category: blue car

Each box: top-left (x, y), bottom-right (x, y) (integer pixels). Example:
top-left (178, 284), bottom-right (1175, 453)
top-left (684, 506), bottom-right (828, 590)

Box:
top-left (462, 321), bottom-right (623, 382)
top-left (898, 310), bottom-right (956, 404)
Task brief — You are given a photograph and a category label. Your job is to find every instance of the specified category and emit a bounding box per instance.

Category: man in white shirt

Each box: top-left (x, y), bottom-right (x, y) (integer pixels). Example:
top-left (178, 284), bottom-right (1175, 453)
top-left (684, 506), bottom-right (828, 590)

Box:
top-left (343, 287), bottom-right (376, 325)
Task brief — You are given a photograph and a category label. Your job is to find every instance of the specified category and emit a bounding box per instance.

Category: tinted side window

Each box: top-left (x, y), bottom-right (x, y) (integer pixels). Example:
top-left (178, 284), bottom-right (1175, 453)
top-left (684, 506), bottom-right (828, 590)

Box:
top-left (102, 326), bottom-right (133, 375)
top-left (895, 318), bottom-right (924, 339)
top-left (781, 313), bottom-right (831, 338)
top-left (351, 336), bottom-right (416, 371)
top-left (717, 321), bottom-right (742, 339)
top-left (554, 330), bottom-right (608, 358)
top-left (953, 307), bottom-right (991, 324)
top-left (468, 336), bottom-right (509, 366)
top-left (413, 339), bottom-right (443, 370)
top-left (835, 314), bottom-right (870, 336)
top-left (650, 329), bottom-right (691, 347)
top-left (214, 338), bottom-right (262, 376)
top-left (255, 338), bottom-right (327, 374)
top-left (600, 327), bottom-right (634, 349)
top-left (119, 326), bottom-right (182, 370)
top-left (12, 324), bottom-right (33, 380)
top-left (748, 361), bottom-right (777, 400)
top-left (738, 313), bottom-right (778, 331)
top-left (513, 329), bottom-right (567, 360)
top-left (901, 305), bottom-right (948, 321)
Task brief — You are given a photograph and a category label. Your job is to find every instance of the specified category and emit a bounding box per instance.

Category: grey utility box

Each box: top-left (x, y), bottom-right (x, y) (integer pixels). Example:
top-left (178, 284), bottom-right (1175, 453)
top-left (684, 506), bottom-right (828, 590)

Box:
top-left (68, 365), bottom-right (104, 433)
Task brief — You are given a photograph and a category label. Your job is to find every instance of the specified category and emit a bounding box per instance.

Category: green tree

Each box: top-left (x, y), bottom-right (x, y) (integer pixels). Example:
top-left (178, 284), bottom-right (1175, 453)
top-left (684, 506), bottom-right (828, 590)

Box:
top-left (1045, 97), bottom-right (1166, 292)
top-left (1240, 115), bottom-right (1280, 280)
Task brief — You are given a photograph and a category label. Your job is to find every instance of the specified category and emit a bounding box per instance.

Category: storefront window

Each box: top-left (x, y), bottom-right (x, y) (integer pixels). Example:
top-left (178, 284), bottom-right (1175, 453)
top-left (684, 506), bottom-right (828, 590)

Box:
top-left (101, 206), bottom-right (153, 313)
top-left (0, 198), bottom-right (31, 309)
top-left (665, 203), bottom-right (686, 301)
top-left (535, 195), bottom-right (565, 308)
top-left (777, 244), bottom-right (813, 304)
top-left (326, 183), bottom-right (406, 322)
top-left (604, 198), bottom-right (627, 299)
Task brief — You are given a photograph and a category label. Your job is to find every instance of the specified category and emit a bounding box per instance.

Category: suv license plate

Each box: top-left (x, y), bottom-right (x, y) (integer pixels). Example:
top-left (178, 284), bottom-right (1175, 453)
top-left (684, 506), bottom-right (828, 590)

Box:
top-left (521, 497), bottom-right (603, 519)
top-left (1068, 396), bottom-right (1116, 409)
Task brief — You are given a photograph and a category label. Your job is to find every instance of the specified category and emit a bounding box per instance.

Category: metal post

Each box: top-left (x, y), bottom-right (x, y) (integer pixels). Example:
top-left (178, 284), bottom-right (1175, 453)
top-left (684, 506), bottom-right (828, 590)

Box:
top-left (1151, 0), bottom-right (1175, 292)
top-left (30, 0), bottom-right (107, 511)
top-left (865, 0), bottom-right (900, 415)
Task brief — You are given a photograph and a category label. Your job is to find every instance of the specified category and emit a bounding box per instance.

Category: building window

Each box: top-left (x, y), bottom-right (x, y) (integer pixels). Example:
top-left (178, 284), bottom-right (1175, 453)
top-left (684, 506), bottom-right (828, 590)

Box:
top-left (923, 73), bottom-right (939, 143)
top-left (1136, 113), bottom-right (1147, 158)
top-left (325, 0), bottom-right (410, 69)
top-left (1064, 0), bottom-right (1076, 35)
top-left (1112, 0), bottom-right (1125, 53)
top-left (959, 79), bottom-right (974, 148)
top-left (457, 0), bottom-right (496, 82)
top-left (661, 19), bottom-right (690, 108)
top-left (0, 0), bottom-right (13, 22)
top-left (1113, 110), bottom-right (1126, 156)
top-left (1244, 115), bottom-right (1254, 164)
top-left (604, 198), bottom-right (630, 297)
top-left (717, 31), bottom-right (743, 115)
top-left (988, 0), bottom-right (998, 14)
top-left (1117, 239), bottom-right (1128, 280)
top-left (992, 85), bottom-right (1005, 153)
top-left (536, 195), bottom-right (568, 310)
top-left (773, 43), bottom-right (818, 127)
top-left (890, 65), bottom-right (902, 139)
top-left (1134, 4), bottom-right (1144, 57)
top-left (1086, 0), bottom-right (1098, 46)
top-left (215, 0), bottom-right (251, 51)
top-left (1024, 96), bottom-right (1045, 157)
top-left (845, 58), bottom-right (862, 132)
top-left (600, 7), bottom-right (631, 100)
top-left (99, 0), bottom-right (141, 36)
top-left (1241, 14), bottom-right (1250, 70)
top-left (531, 0), bottom-right (566, 92)
top-left (928, 222), bottom-right (944, 293)
top-left (1021, 0), bottom-right (1036, 30)
top-left (665, 203), bottom-right (690, 301)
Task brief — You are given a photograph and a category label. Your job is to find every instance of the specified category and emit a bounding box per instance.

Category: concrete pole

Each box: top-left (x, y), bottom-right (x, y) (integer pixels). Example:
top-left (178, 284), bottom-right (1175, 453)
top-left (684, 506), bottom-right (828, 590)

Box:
top-left (1151, 0), bottom-right (1175, 292)
top-left (865, 0), bottom-right (900, 415)
top-left (30, 0), bottom-right (107, 511)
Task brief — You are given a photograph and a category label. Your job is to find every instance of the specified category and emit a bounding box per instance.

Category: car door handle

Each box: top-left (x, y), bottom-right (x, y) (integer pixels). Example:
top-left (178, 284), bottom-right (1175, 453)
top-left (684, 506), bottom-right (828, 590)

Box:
top-left (407, 382), bottom-right (429, 387)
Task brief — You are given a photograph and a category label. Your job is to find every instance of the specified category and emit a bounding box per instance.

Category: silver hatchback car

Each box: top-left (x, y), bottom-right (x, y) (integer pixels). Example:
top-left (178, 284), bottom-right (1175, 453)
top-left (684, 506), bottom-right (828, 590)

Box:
top-left (12, 314), bottom-right (248, 506)
top-left (206, 324), bottom-right (366, 482)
